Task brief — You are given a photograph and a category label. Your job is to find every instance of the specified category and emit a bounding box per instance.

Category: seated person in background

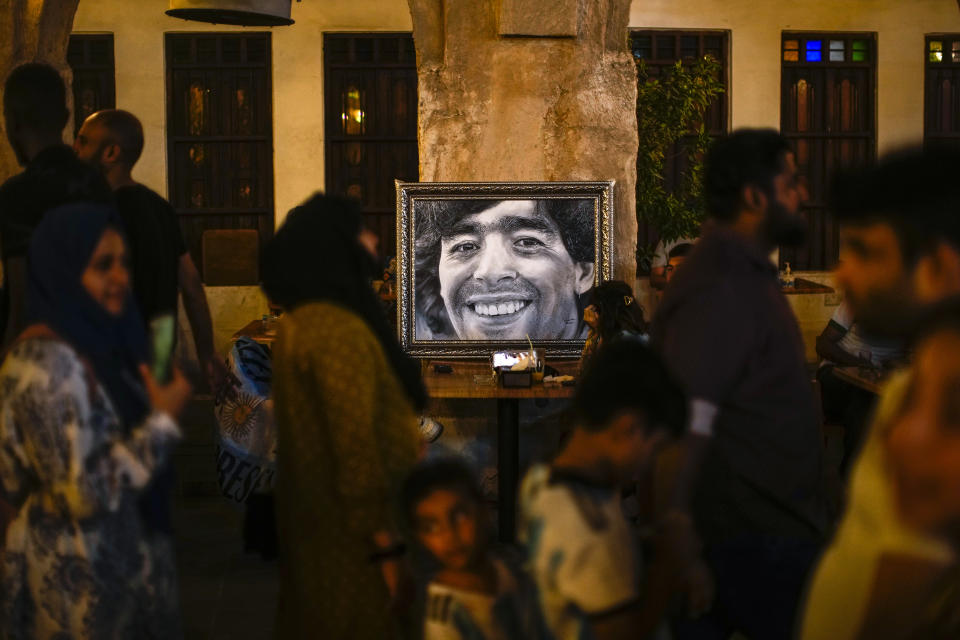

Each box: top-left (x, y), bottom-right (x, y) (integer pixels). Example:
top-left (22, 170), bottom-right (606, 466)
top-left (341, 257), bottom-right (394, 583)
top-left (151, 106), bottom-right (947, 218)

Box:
top-left (816, 300), bottom-right (905, 472)
top-left (663, 242), bottom-right (693, 287)
top-left (581, 280), bottom-right (648, 370)
top-left (520, 340), bottom-right (687, 640)
top-left (402, 458), bottom-right (542, 640)
top-left (650, 240), bottom-right (695, 292)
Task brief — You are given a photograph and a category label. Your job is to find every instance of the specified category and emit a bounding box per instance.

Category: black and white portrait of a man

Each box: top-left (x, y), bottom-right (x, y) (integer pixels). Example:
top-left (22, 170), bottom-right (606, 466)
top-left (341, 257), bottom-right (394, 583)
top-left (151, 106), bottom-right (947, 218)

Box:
top-left (413, 198), bottom-right (596, 341)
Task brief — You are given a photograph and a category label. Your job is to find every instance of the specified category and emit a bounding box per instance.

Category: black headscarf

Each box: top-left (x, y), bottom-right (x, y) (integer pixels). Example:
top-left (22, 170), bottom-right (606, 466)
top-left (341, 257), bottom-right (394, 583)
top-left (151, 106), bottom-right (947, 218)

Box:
top-left (262, 193), bottom-right (426, 411)
top-left (26, 202), bottom-right (150, 428)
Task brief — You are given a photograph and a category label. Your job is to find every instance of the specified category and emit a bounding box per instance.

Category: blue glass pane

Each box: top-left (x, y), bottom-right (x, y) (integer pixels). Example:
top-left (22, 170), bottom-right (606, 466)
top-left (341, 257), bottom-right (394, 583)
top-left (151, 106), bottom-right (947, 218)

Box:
top-left (806, 40), bottom-right (822, 50)
top-left (806, 51), bottom-right (822, 62)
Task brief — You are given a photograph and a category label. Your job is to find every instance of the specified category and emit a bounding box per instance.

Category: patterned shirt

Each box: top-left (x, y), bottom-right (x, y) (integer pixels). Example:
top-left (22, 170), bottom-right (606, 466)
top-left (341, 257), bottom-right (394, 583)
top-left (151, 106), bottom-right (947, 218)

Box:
top-left (519, 465), bottom-right (640, 640)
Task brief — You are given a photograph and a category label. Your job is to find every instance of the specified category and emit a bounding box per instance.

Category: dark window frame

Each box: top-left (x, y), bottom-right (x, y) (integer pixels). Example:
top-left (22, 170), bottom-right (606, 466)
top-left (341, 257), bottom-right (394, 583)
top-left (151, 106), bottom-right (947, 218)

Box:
top-left (67, 34), bottom-right (116, 135)
top-left (629, 29), bottom-right (730, 273)
top-left (780, 31), bottom-right (878, 271)
top-left (925, 34), bottom-right (960, 149)
top-left (164, 32), bottom-right (275, 283)
top-left (322, 32), bottom-right (418, 262)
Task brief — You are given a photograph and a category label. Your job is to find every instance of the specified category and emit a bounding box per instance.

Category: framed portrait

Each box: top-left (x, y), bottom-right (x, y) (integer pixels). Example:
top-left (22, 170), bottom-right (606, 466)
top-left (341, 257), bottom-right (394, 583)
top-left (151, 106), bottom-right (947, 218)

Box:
top-left (396, 180), bottom-right (615, 358)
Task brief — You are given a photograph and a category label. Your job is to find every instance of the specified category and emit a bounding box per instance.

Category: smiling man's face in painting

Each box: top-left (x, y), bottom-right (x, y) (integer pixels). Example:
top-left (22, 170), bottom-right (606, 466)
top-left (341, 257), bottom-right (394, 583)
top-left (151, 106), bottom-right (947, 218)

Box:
top-left (437, 200), bottom-right (594, 340)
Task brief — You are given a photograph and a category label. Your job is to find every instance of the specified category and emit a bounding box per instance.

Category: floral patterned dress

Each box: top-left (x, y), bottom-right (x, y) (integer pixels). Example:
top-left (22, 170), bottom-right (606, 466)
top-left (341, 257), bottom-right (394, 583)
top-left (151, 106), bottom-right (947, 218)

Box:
top-left (0, 337), bottom-right (182, 639)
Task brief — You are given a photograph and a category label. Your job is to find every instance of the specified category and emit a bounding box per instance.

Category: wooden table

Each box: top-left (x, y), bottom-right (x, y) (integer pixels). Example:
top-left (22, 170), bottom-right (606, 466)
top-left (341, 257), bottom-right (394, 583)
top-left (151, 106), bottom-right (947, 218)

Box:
top-left (832, 365), bottom-right (883, 394)
top-left (233, 318), bottom-right (277, 346)
top-left (781, 277), bottom-right (835, 295)
top-left (423, 360), bottom-right (579, 542)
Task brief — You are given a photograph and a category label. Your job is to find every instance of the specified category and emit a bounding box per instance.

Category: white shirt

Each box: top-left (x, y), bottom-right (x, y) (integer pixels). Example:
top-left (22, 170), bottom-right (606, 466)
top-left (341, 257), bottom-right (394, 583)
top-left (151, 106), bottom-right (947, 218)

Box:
top-left (823, 302), bottom-right (905, 368)
top-left (423, 557), bottom-right (531, 640)
top-left (519, 465), bottom-right (640, 640)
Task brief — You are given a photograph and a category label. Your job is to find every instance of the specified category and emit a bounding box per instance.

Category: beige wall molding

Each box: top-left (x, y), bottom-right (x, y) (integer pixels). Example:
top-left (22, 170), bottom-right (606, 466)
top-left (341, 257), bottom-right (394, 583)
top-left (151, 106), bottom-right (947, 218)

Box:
top-left (408, 0), bottom-right (640, 283)
top-left (499, 0), bottom-right (579, 37)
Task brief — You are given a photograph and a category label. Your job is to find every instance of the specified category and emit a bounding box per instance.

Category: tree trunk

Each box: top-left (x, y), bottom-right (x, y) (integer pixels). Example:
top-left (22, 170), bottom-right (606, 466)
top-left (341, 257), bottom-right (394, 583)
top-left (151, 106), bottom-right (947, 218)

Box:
top-left (407, 0), bottom-right (639, 284)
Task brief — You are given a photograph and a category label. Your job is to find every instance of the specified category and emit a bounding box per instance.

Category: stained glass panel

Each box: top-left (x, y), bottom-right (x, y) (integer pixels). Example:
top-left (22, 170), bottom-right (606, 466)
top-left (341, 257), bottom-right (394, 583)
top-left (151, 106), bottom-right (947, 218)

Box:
top-left (829, 40), bottom-right (845, 62)
top-left (783, 39), bottom-right (800, 62)
top-left (852, 40), bottom-right (868, 62)
top-left (805, 40), bottom-right (822, 62)
top-left (930, 40), bottom-right (944, 63)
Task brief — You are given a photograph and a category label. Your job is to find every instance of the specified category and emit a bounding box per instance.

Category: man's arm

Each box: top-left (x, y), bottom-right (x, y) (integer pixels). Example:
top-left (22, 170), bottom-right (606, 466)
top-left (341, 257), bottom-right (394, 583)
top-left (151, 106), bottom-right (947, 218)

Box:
top-left (2, 256), bottom-right (27, 349)
top-left (652, 283), bottom-right (754, 614)
top-left (817, 321), bottom-right (871, 367)
top-left (177, 252), bottom-right (226, 392)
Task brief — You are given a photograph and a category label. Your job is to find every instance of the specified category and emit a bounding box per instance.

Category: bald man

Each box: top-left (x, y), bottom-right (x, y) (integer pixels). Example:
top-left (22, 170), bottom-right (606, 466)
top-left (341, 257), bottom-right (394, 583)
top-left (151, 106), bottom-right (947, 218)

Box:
top-left (74, 109), bottom-right (225, 393)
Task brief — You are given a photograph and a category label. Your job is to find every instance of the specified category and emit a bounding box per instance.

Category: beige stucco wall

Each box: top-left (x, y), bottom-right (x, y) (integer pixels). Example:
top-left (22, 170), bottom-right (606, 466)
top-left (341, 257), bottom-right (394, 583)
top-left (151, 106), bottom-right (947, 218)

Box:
top-left (631, 0), bottom-right (960, 153)
top-left (72, 0), bottom-right (414, 358)
top-left (631, 0), bottom-right (960, 361)
top-left (71, 0), bottom-right (960, 361)
top-left (73, 0), bottom-right (413, 223)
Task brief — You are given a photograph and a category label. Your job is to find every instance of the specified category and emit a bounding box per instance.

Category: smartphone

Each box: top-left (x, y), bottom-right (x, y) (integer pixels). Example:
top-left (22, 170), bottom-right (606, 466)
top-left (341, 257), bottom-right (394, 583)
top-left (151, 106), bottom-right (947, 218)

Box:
top-left (149, 314), bottom-right (176, 383)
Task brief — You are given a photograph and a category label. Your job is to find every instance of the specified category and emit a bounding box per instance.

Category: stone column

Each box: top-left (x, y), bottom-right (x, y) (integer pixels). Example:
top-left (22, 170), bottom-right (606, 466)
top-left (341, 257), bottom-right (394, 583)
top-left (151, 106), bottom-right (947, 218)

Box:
top-left (408, 0), bottom-right (639, 282)
top-left (0, 0), bottom-right (80, 181)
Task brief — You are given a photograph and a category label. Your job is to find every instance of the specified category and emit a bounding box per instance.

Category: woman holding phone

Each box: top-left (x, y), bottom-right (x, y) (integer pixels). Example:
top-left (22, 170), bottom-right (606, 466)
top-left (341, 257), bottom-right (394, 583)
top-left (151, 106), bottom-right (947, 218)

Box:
top-left (0, 203), bottom-right (191, 638)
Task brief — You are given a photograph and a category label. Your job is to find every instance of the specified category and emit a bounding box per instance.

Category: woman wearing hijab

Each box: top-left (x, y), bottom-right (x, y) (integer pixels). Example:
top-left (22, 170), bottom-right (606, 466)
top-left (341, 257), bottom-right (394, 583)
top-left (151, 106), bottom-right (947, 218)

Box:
top-left (0, 203), bottom-right (191, 639)
top-left (263, 193), bottom-right (426, 639)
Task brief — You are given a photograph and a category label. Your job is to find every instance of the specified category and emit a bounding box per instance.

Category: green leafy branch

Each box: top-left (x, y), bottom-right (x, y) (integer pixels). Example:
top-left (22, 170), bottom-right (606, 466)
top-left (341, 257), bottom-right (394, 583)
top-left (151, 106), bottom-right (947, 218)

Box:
top-left (635, 56), bottom-right (725, 273)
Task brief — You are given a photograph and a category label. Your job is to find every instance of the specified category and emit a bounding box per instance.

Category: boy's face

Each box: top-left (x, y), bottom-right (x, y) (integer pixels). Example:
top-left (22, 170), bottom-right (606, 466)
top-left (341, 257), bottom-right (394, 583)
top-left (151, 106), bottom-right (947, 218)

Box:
top-left (886, 329), bottom-right (960, 540)
top-left (414, 488), bottom-right (485, 571)
top-left (597, 412), bottom-right (668, 484)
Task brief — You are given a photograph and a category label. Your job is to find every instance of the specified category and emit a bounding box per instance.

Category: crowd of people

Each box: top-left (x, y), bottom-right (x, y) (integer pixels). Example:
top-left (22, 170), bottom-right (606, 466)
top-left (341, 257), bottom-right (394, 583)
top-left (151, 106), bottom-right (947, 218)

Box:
top-left (0, 59), bottom-right (958, 640)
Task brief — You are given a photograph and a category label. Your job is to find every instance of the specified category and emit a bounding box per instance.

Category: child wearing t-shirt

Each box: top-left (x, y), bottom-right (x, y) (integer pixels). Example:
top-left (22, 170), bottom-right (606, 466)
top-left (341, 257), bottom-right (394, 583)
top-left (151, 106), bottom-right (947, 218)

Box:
top-left (520, 340), bottom-right (688, 640)
top-left (402, 458), bottom-right (542, 640)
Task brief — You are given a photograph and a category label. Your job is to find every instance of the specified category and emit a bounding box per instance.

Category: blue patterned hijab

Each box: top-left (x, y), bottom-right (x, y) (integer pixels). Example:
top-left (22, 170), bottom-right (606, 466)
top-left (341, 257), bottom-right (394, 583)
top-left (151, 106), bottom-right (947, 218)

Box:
top-left (26, 202), bottom-right (150, 430)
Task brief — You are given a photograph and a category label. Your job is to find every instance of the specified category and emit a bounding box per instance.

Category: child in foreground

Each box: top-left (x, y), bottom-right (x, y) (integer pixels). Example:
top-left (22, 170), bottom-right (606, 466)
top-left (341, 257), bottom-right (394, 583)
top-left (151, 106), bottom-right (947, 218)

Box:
top-left (520, 339), bottom-right (687, 640)
top-left (402, 458), bottom-right (543, 640)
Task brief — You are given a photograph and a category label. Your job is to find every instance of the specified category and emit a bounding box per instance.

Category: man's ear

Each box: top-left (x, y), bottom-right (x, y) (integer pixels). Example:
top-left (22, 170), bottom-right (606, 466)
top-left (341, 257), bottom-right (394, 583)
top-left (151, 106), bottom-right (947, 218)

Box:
top-left (574, 261), bottom-right (595, 295)
top-left (102, 142), bottom-right (123, 166)
top-left (742, 184), bottom-right (768, 215)
top-left (922, 241), bottom-right (960, 299)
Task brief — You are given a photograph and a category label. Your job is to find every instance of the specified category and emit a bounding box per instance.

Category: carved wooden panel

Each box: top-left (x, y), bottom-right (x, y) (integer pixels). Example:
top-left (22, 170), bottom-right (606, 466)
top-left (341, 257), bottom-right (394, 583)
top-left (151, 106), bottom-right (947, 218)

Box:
top-left (166, 33), bottom-right (273, 283)
top-left (323, 33), bottom-right (418, 262)
top-left (781, 33), bottom-right (876, 271)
